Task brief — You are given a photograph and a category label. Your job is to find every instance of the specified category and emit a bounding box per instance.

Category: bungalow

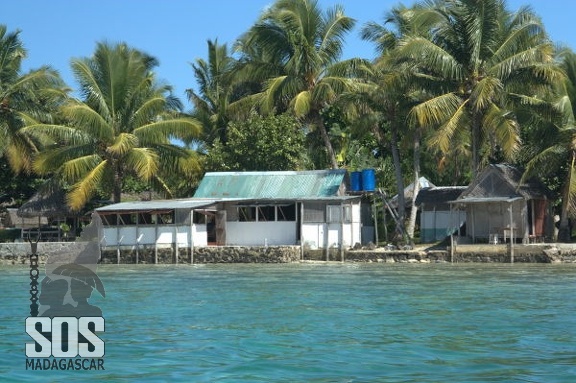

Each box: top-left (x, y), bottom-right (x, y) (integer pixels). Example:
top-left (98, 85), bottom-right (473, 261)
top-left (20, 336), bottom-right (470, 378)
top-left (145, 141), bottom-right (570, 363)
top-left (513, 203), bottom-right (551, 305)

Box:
top-left (449, 164), bottom-right (553, 243)
top-left (95, 170), bottom-right (370, 256)
top-left (415, 186), bottom-right (467, 243)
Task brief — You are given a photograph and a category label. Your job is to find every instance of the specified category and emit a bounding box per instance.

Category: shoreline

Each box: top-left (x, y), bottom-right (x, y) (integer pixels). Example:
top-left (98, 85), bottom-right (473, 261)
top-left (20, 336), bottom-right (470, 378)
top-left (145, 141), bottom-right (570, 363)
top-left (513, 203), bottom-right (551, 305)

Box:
top-left (1, 242), bottom-right (576, 264)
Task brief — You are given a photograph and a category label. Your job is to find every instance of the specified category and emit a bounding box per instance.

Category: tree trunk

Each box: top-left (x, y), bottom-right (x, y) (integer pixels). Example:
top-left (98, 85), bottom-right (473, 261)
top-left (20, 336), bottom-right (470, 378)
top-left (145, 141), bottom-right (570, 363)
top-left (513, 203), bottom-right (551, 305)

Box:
top-left (406, 130), bottom-right (421, 244)
top-left (317, 120), bottom-right (339, 169)
top-left (389, 121), bottom-right (406, 241)
top-left (471, 115), bottom-right (481, 179)
top-left (313, 115), bottom-right (338, 169)
top-left (113, 168), bottom-right (123, 203)
top-left (558, 152), bottom-right (575, 242)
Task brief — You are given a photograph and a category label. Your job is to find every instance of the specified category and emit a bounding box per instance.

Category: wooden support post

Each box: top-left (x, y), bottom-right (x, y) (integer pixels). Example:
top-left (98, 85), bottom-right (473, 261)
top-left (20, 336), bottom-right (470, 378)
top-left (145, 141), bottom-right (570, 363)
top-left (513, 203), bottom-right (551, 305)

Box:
top-left (509, 202), bottom-right (514, 264)
top-left (340, 204), bottom-right (345, 262)
top-left (300, 202), bottom-right (304, 261)
top-left (373, 196), bottom-right (379, 246)
top-left (154, 218), bottom-right (158, 264)
top-left (450, 234), bottom-right (455, 263)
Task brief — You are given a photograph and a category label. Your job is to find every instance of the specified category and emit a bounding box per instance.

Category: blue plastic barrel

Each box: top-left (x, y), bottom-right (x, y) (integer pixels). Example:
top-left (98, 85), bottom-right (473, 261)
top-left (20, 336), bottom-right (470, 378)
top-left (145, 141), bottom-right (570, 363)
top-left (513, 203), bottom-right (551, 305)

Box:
top-left (361, 169), bottom-right (376, 191)
top-left (350, 171), bottom-right (362, 191)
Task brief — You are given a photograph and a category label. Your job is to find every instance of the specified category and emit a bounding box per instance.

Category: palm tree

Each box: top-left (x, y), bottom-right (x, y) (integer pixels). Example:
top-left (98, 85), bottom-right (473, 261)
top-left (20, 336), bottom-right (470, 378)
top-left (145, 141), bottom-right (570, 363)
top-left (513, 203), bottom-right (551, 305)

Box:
top-left (186, 39), bottom-right (237, 149)
top-left (354, 4), bottom-right (435, 243)
top-left (236, 0), bottom-right (357, 169)
top-left (343, 63), bottom-right (414, 242)
top-left (25, 42), bottom-right (201, 210)
top-left (394, 0), bottom-right (558, 178)
top-left (520, 49), bottom-right (576, 241)
top-left (0, 25), bottom-right (67, 174)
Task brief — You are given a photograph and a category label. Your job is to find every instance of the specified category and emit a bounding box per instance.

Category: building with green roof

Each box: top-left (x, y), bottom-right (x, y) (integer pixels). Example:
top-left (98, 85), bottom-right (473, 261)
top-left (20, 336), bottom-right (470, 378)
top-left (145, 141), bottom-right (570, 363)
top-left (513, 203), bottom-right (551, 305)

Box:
top-left (96, 170), bottom-right (373, 259)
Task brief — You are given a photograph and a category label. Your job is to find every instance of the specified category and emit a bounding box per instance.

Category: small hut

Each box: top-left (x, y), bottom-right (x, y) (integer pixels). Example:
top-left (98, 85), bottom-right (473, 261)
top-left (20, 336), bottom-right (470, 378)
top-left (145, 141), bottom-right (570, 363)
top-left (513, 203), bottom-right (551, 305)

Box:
top-left (17, 186), bottom-right (77, 241)
top-left (450, 164), bottom-right (553, 243)
top-left (415, 186), bottom-right (467, 243)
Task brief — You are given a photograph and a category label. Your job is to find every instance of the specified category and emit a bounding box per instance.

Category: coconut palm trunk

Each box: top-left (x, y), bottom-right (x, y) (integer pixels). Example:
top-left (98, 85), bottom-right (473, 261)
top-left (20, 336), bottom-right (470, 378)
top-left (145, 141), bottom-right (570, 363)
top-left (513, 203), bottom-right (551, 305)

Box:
top-left (558, 151), bottom-right (575, 241)
top-left (406, 130), bottom-right (421, 243)
top-left (316, 117), bottom-right (339, 169)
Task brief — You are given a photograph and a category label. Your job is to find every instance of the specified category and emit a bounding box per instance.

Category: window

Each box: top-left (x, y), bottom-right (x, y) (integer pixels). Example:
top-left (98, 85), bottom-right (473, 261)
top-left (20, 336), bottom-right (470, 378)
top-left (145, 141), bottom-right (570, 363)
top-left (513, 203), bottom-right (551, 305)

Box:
top-left (100, 214), bottom-right (117, 226)
top-left (238, 206), bottom-right (256, 222)
top-left (175, 209), bottom-right (190, 224)
top-left (327, 205), bottom-right (341, 223)
top-left (157, 212), bottom-right (174, 224)
top-left (192, 211), bottom-right (208, 224)
top-left (303, 203), bottom-right (325, 223)
top-left (277, 204), bottom-right (296, 221)
top-left (138, 213), bottom-right (152, 225)
top-left (327, 205), bottom-right (352, 223)
top-left (257, 206), bottom-right (276, 221)
top-left (118, 214), bottom-right (136, 225)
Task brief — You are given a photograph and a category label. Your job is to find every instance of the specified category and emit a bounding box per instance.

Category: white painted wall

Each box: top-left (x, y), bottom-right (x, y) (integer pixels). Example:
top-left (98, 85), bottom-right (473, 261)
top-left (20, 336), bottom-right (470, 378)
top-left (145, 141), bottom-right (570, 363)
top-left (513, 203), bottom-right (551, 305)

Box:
top-left (100, 201), bottom-right (363, 249)
top-left (226, 222), bottom-right (297, 246)
top-left (102, 225), bottom-right (190, 246)
top-left (302, 223), bottom-right (323, 249)
top-left (191, 224), bottom-right (207, 247)
top-left (302, 222), bottom-right (360, 249)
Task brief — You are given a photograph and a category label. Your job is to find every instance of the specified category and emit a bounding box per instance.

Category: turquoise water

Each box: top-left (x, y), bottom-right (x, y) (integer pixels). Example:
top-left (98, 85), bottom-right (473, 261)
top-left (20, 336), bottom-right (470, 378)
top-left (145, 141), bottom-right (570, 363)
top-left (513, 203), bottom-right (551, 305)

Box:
top-left (1, 263), bottom-right (576, 382)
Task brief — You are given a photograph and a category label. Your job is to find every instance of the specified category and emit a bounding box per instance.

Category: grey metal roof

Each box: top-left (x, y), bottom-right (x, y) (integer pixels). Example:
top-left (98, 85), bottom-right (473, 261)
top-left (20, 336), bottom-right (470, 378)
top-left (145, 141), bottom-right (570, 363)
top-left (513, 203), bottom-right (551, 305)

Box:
top-left (449, 196), bottom-right (523, 204)
top-left (390, 176), bottom-right (435, 208)
top-left (194, 170), bottom-right (347, 199)
top-left (95, 198), bottom-right (220, 212)
top-left (95, 195), bottom-right (361, 213)
top-left (415, 186), bottom-right (467, 206)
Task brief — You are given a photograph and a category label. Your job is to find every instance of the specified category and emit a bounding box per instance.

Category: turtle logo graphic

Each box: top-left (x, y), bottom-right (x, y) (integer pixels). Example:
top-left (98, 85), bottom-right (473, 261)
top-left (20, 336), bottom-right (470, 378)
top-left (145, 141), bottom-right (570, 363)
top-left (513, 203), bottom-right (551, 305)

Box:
top-left (25, 214), bottom-right (105, 369)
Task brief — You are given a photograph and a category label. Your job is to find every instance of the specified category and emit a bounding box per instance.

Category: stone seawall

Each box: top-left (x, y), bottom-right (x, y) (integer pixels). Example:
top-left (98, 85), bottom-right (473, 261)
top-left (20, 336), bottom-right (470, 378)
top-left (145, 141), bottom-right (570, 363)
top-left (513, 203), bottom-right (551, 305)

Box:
top-left (0, 242), bottom-right (89, 265)
top-left (99, 245), bottom-right (302, 264)
top-left (344, 244), bottom-right (576, 263)
top-left (1, 242), bottom-right (576, 265)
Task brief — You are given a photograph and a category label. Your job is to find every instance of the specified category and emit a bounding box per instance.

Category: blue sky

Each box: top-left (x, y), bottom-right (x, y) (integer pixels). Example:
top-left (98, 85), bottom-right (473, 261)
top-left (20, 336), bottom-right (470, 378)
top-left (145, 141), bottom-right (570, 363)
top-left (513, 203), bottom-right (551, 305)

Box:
top-left (4, 0), bottom-right (575, 111)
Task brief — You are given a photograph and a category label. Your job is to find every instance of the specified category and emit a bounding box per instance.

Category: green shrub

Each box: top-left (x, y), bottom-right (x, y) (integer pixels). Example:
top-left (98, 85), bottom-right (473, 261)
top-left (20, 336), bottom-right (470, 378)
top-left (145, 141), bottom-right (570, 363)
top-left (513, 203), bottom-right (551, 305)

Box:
top-left (0, 228), bottom-right (21, 242)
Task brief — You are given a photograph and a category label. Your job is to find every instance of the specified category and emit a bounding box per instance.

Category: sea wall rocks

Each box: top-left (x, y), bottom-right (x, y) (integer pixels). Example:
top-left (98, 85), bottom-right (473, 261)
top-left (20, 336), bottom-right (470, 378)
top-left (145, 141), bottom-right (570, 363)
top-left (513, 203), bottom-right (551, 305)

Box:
top-left (193, 246), bottom-right (301, 263)
top-left (1, 242), bottom-right (576, 264)
top-left (99, 245), bottom-right (302, 264)
top-left (0, 242), bottom-right (87, 265)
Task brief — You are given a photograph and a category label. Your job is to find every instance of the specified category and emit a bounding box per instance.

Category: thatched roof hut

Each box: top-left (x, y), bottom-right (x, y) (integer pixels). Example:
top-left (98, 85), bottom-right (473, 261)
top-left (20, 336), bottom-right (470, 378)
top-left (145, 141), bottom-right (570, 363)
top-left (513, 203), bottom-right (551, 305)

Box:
top-left (5, 208), bottom-right (48, 229)
top-left (17, 186), bottom-right (74, 219)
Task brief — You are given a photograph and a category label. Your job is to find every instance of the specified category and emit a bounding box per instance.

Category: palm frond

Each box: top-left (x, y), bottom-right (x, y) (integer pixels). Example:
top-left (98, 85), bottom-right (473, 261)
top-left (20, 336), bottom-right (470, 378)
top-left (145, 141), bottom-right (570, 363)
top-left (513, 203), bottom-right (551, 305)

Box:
top-left (107, 133), bottom-right (138, 156)
top-left (123, 148), bottom-right (159, 180)
top-left (59, 154), bottom-right (103, 183)
top-left (292, 90), bottom-right (311, 117)
top-left (66, 159), bottom-right (109, 211)
top-left (134, 118), bottom-right (202, 145)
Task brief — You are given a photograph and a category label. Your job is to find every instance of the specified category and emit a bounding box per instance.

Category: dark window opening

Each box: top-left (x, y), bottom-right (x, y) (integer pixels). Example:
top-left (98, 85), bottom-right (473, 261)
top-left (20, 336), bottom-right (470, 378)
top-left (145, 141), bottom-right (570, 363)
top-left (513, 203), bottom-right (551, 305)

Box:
top-left (238, 206), bottom-right (256, 222)
top-left (258, 206), bottom-right (276, 222)
top-left (277, 204), bottom-right (296, 221)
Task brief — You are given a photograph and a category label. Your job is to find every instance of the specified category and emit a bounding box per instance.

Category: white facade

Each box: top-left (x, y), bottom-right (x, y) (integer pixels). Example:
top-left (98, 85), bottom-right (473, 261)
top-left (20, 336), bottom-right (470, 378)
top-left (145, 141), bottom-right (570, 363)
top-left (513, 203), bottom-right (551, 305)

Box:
top-left (98, 199), bottom-right (363, 250)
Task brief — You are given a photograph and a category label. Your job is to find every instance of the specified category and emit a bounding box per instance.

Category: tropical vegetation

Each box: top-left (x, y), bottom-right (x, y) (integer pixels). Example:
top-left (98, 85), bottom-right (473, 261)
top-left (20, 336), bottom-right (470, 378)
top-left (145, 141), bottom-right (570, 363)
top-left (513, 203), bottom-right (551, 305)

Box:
top-left (1, 0), bottom-right (575, 242)
top-left (23, 42), bottom-right (202, 211)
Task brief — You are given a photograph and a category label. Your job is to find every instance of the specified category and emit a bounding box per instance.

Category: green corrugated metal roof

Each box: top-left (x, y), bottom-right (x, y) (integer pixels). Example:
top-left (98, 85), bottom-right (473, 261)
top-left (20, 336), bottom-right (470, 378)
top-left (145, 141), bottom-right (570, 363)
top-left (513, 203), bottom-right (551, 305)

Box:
top-left (194, 170), bottom-right (347, 199)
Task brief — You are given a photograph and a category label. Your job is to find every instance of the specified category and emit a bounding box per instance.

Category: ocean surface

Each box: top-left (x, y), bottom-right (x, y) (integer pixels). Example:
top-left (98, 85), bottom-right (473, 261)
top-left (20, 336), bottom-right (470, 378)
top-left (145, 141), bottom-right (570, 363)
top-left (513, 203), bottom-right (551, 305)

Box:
top-left (1, 262), bottom-right (576, 382)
